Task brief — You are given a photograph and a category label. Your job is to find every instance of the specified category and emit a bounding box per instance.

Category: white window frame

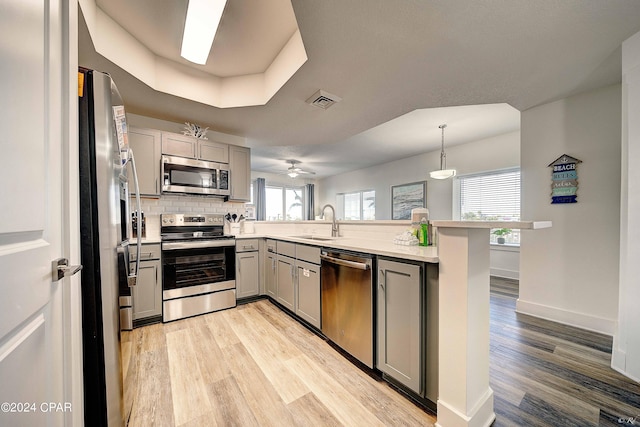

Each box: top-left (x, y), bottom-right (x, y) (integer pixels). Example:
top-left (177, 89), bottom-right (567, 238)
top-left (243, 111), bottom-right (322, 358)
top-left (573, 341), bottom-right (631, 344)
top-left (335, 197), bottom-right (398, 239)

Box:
top-left (265, 184), bottom-right (305, 221)
top-left (336, 189), bottom-right (375, 220)
top-left (454, 167), bottom-right (521, 245)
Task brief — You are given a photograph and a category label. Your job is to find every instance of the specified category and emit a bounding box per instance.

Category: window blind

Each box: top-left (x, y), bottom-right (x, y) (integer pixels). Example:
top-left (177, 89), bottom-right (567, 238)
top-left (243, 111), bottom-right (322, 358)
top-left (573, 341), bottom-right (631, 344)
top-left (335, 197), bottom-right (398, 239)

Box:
top-left (458, 168), bottom-right (520, 221)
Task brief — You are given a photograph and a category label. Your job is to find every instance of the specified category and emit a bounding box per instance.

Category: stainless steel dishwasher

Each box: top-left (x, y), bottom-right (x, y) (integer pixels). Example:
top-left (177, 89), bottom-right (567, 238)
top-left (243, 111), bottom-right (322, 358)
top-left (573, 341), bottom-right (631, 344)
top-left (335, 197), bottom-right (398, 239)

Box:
top-left (320, 250), bottom-right (374, 368)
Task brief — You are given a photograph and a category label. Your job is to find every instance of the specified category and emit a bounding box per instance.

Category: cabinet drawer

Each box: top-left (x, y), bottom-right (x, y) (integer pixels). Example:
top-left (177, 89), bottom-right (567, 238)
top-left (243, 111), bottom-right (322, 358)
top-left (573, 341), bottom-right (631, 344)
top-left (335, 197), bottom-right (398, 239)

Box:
top-left (296, 244), bottom-right (320, 264)
top-left (129, 243), bottom-right (161, 261)
top-left (236, 239), bottom-right (259, 252)
top-left (277, 241), bottom-right (296, 258)
top-left (266, 239), bottom-right (277, 253)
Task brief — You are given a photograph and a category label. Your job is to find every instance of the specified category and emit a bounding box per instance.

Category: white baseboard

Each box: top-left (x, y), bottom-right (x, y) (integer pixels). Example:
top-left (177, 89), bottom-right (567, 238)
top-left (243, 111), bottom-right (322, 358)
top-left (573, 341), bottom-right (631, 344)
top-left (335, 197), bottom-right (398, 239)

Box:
top-left (489, 268), bottom-right (519, 280)
top-left (515, 299), bottom-right (616, 336)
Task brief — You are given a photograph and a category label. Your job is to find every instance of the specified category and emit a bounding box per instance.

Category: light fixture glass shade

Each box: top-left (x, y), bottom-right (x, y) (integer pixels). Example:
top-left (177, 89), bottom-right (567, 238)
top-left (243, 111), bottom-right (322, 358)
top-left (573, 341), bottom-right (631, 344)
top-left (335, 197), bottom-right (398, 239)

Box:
top-left (430, 169), bottom-right (457, 179)
top-left (429, 123), bottom-right (456, 180)
top-left (287, 171), bottom-right (299, 178)
top-left (181, 0), bottom-right (228, 65)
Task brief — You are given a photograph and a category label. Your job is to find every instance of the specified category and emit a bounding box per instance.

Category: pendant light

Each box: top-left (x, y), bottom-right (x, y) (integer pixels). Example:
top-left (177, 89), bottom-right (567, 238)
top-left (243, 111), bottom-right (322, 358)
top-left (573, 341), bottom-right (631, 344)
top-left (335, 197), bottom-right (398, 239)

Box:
top-left (429, 124), bottom-right (457, 180)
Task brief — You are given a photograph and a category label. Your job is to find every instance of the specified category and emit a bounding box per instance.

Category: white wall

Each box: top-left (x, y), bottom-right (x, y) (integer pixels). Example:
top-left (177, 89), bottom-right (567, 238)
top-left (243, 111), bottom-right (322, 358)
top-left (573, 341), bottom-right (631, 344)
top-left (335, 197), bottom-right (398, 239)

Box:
top-left (612, 31), bottom-right (640, 382)
top-left (519, 84), bottom-right (621, 335)
top-left (318, 131), bottom-right (521, 220)
top-left (318, 131), bottom-right (521, 276)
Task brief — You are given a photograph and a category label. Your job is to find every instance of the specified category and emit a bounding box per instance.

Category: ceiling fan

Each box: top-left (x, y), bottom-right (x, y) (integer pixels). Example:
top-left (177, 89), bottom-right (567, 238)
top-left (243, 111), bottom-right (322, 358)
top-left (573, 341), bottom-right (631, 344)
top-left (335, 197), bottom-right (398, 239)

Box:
top-left (280, 160), bottom-right (316, 178)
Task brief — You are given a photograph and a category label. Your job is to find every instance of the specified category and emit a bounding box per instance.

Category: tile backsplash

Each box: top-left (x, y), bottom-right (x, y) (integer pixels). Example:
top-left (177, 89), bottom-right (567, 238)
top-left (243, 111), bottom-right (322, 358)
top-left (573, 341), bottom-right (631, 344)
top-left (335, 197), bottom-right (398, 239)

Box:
top-left (138, 194), bottom-right (247, 216)
top-left (134, 195), bottom-right (247, 239)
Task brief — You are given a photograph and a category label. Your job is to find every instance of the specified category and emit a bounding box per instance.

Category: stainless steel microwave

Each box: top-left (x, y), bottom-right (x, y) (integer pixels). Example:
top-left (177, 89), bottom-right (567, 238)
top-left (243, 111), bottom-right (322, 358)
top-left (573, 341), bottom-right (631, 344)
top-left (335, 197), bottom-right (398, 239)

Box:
top-left (161, 155), bottom-right (230, 197)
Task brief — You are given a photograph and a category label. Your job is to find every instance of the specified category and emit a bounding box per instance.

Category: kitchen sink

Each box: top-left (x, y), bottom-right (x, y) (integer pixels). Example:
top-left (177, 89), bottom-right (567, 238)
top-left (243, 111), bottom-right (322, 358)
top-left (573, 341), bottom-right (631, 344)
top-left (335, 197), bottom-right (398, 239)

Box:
top-left (289, 235), bottom-right (335, 241)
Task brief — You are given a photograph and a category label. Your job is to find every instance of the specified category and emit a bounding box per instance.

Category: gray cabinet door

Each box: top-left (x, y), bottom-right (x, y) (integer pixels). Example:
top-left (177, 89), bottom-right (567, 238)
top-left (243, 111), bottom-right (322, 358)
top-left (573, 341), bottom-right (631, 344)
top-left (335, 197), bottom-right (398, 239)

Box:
top-left (295, 260), bottom-right (321, 328)
top-left (128, 127), bottom-right (161, 196)
top-left (265, 252), bottom-right (277, 298)
top-left (377, 259), bottom-right (422, 394)
top-left (199, 140), bottom-right (229, 163)
top-left (161, 132), bottom-right (196, 158)
top-left (236, 252), bottom-right (259, 298)
top-left (228, 145), bottom-right (251, 201)
top-left (132, 259), bottom-right (162, 320)
top-left (276, 254), bottom-right (295, 311)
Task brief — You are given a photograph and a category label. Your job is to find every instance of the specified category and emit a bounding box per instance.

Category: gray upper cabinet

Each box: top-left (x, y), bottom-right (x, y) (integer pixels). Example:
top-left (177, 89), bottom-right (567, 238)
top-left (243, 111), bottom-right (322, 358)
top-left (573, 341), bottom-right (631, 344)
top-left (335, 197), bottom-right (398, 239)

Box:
top-left (377, 258), bottom-right (423, 395)
top-left (161, 132), bottom-right (196, 158)
top-left (228, 145), bottom-right (251, 201)
top-left (128, 127), bottom-right (161, 197)
top-left (199, 140), bottom-right (229, 163)
top-left (161, 131), bottom-right (230, 164)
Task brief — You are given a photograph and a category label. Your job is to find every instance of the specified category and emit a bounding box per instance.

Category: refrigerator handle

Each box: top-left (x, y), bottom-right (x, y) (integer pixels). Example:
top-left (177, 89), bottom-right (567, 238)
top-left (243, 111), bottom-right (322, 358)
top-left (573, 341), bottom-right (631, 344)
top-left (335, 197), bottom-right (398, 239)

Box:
top-left (126, 148), bottom-right (142, 287)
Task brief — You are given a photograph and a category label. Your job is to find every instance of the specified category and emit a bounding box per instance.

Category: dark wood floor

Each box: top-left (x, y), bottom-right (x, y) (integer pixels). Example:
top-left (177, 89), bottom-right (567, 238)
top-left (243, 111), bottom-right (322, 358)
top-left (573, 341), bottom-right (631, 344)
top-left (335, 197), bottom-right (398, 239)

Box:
top-left (489, 277), bottom-right (640, 426)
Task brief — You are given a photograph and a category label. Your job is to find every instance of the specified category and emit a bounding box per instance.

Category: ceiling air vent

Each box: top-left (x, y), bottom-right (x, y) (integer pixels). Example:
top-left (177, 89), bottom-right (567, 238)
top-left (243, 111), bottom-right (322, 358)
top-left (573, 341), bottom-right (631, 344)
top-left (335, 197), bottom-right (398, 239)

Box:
top-left (306, 90), bottom-right (342, 109)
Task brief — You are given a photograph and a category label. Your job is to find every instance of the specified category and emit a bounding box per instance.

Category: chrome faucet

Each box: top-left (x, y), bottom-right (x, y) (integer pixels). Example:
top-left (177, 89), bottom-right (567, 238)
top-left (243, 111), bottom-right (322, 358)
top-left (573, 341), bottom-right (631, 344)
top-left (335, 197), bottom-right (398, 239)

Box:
top-left (321, 204), bottom-right (339, 237)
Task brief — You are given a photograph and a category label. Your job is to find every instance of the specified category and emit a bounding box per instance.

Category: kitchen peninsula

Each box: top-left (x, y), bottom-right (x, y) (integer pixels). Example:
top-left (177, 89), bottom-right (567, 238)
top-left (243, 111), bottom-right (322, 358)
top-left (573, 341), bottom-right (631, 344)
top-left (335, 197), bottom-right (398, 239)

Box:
top-left (139, 215), bottom-right (550, 426)
top-left (236, 219), bottom-right (551, 427)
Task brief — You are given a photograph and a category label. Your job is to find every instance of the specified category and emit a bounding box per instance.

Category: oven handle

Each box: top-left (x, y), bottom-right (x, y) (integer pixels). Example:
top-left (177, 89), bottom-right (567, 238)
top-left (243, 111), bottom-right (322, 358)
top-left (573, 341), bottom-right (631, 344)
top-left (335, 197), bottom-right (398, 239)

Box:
top-left (162, 240), bottom-right (236, 251)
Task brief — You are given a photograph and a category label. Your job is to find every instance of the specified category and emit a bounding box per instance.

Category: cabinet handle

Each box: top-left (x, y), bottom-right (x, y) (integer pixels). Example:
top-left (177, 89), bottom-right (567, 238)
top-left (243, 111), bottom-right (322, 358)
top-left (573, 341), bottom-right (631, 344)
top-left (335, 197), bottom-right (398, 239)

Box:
top-left (379, 269), bottom-right (385, 291)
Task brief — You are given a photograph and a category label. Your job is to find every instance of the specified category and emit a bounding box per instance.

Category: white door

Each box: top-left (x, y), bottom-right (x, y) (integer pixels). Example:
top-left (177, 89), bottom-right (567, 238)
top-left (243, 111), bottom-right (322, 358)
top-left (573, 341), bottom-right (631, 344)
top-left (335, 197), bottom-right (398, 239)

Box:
top-left (0, 1), bottom-right (80, 426)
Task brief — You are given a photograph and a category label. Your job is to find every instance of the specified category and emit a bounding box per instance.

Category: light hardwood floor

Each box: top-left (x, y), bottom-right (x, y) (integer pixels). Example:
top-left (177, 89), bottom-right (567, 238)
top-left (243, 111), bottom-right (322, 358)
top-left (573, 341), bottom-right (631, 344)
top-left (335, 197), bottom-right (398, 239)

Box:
top-left (121, 299), bottom-right (435, 427)
top-left (123, 278), bottom-right (640, 427)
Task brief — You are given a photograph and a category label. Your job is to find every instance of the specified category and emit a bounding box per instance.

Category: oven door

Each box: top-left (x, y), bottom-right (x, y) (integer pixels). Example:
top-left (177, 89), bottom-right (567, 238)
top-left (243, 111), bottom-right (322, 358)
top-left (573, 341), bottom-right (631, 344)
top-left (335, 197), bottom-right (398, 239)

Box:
top-left (162, 241), bottom-right (236, 300)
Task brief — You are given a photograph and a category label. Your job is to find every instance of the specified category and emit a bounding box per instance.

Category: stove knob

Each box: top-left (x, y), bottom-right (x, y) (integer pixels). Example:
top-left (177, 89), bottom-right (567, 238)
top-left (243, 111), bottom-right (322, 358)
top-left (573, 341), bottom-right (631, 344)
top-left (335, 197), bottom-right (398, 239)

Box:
top-left (208, 218), bottom-right (213, 222)
top-left (162, 218), bottom-right (167, 224)
top-left (169, 219), bottom-right (174, 224)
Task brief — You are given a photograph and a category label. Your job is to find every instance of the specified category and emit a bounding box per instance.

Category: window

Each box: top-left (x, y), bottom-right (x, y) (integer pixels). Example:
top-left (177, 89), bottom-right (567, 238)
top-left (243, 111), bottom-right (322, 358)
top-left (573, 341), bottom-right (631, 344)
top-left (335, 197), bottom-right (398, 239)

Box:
top-left (265, 185), bottom-right (304, 221)
top-left (456, 168), bottom-right (520, 244)
top-left (336, 190), bottom-right (375, 220)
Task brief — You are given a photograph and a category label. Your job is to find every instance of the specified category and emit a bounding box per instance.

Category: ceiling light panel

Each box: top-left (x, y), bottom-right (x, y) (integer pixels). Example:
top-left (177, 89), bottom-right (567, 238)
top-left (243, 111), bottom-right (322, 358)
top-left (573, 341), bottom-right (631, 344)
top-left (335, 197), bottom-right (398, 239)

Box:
top-left (181, 0), bottom-right (228, 65)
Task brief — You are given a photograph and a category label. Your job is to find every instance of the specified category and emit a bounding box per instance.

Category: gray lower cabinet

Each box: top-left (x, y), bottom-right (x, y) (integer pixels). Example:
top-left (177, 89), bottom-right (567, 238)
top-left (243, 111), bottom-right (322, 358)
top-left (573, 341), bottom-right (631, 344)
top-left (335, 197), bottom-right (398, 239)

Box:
top-left (376, 258), bottom-right (422, 394)
top-left (236, 239), bottom-right (260, 299)
top-left (295, 259), bottom-right (321, 328)
top-left (130, 244), bottom-right (162, 322)
top-left (276, 253), bottom-right (296, 311)
top-left (265, 251), bottom-right (277, 298)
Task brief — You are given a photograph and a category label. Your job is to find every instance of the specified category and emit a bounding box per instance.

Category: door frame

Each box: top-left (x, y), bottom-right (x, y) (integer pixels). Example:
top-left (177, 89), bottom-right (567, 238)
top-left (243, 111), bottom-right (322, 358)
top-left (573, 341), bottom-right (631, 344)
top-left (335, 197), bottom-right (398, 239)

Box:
top-left (61, 1), bottom-right (83, 426)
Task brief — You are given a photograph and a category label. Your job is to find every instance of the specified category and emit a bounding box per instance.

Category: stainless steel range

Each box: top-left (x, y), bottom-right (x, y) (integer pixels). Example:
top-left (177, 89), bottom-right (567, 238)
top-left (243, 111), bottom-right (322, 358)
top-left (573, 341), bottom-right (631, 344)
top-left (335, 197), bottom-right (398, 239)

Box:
top-left (161, 213), bottom-right (236, 322)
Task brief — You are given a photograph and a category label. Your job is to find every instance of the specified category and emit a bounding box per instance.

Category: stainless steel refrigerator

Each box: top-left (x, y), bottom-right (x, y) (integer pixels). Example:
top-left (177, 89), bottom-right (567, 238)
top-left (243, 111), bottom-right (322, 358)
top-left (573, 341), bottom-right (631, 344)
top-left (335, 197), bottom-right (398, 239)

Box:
top-left (78, 68), bottom-right (141, 426)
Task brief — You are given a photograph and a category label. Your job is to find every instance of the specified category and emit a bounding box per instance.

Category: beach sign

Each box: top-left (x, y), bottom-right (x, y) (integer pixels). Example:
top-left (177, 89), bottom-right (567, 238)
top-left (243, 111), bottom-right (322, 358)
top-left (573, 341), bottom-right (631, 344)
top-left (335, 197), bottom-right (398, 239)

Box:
top-left (548, 154), bottom-right (582, 204)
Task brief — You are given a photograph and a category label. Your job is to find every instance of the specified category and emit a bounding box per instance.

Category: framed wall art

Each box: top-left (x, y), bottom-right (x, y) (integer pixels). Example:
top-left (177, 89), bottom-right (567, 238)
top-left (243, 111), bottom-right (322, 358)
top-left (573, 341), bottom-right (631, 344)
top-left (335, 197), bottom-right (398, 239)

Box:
top-left (391, 181), bottom-right (426, 220)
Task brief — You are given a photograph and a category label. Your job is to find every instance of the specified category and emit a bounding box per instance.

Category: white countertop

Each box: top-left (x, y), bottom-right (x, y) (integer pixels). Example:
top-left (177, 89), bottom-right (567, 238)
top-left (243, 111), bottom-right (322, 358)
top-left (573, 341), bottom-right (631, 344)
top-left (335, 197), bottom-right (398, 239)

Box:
top-left (430, 220), bottom-right (552, 229)
top-left (236, 234), bottom-right (439, 263)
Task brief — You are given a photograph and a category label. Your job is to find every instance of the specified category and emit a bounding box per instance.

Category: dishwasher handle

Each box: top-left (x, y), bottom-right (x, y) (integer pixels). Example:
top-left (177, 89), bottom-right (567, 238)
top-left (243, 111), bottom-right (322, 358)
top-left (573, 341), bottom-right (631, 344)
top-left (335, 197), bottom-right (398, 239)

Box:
top-left (320, 254), bottom-right (370, 270)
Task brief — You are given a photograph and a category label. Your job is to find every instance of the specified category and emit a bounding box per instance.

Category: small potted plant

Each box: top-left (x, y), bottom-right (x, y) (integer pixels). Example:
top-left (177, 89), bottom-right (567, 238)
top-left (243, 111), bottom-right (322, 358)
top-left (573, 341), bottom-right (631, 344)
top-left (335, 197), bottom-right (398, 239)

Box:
top-left (492, 228), bottom-right (511, 244)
